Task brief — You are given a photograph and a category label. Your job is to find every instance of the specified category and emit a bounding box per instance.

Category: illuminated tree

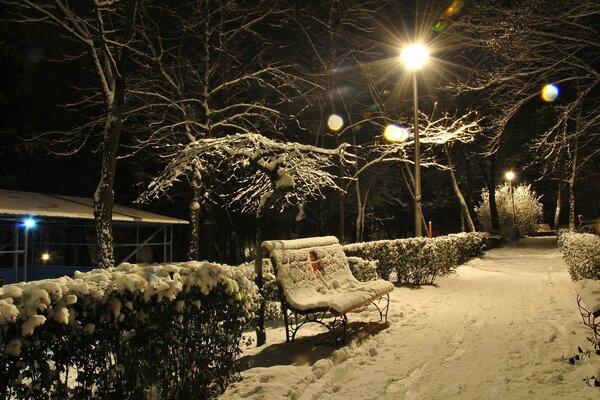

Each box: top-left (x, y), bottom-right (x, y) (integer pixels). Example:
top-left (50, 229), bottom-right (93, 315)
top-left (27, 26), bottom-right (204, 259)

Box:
top-left (139, 132), bottom-right (353, 345)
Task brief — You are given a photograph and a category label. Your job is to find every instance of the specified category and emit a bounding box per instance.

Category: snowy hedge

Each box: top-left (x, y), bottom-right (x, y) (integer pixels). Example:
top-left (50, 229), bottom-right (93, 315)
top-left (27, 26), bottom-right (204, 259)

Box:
top-left (0, 261), bottom-right (259, 400)
top-left (558, 232), bottom-right (600, 280)
top-left (344, 232), bottom-right (488, 285)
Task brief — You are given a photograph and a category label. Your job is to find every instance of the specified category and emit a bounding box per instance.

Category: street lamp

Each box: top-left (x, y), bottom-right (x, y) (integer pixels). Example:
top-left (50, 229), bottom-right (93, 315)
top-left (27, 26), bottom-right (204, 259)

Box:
top-left (505, 171), bottom-right (520, 239)
top-left (401, 44), bottom-right (429, 237)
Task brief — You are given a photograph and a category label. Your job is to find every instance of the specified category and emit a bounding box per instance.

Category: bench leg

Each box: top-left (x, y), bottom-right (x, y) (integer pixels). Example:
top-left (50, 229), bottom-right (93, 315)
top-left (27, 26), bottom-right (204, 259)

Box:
top-left (372, 293), bottom-right (391, 322)
top-left (577, 294), bottom-right (600, 349)
top-left (282, 308), bottom-right (347, 346)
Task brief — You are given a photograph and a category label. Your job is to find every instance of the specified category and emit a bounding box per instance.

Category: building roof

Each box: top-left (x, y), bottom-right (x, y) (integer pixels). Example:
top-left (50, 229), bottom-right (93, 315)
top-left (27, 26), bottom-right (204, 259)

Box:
top-left (0, 189), bottom-right (188, 225)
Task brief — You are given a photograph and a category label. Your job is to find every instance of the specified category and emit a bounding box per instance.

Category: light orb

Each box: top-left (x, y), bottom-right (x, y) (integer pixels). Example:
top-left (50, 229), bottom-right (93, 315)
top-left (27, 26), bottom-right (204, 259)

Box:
top-left (327, 114), bottom-right (344, 131)
top-left (23, 217), bottom-right (37, 230)
top-left (41, 253), bottom-right (50, 262)
top-left (541, 84), bottom-right (559, 102)
top-left (400, 45), bottom-right (429, 71)
top-left (383, 124), bottom-right (410, 143)
top-left (505, 171), bottom-right (515, 181)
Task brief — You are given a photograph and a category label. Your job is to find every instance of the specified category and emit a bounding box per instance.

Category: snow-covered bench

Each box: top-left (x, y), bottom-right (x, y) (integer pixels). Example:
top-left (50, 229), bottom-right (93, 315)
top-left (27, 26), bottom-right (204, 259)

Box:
top-left (574, 279), bottom-right (600, 348)
top-left (262, 236), bottom-right (394, 346)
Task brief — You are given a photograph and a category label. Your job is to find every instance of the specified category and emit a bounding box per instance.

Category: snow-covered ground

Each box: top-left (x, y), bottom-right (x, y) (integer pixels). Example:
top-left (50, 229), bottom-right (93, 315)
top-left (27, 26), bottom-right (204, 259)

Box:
top-left (221, 237), bottom-right (599, 400)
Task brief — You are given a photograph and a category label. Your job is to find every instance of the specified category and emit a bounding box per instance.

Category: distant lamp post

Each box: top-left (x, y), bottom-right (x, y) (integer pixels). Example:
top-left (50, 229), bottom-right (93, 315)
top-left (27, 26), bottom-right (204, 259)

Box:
top-left (41, 253), bottom-right (50, 265)
top-left (505, 171), bottom-right (520, 239)
top-left (401, 44), bottom-right (429, 237)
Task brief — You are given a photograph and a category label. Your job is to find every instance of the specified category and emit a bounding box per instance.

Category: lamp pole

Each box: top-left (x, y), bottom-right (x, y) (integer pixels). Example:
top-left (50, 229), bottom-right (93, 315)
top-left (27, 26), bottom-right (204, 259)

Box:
top-left (505, 171), bottom-right (519, 239)
top-left (401, 44), bottom-right (429, 237)
top-left (412, 73), bottom-right (422, 237)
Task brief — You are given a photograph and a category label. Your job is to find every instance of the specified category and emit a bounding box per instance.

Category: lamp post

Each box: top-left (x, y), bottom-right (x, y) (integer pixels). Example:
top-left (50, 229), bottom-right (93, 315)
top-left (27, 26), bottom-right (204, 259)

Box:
top-left (401, 44), bottom-right (429, 237)
top-left (505, 171), bottom-right (519, 239)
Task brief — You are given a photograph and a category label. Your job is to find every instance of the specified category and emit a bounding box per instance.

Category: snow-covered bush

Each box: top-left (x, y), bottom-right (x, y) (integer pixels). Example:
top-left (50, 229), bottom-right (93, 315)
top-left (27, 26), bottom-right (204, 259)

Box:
top-left (558, 232), bottom-right (600, 280)
top-left (476, 183), bottom-right (543, 239)
top-left (238, 259), bottom-right (282, 321)
top-left (0, 261), bottom-right (259, 399)
top-left (347, 257), bottom-right (379, 282)
top-left (344, 232), bottom-right (487, 285)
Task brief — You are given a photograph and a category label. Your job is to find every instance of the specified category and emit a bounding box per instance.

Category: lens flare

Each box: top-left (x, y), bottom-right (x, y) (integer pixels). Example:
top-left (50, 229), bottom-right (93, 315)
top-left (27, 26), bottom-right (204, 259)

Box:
top-left (541, 84), bottom-right (559, 102)
top-left (22, 217), bottom-right (37, 229)
top-left (383, 124), bottom-right (410, 143)
top-left (327, 114), bottom-right (344, 131)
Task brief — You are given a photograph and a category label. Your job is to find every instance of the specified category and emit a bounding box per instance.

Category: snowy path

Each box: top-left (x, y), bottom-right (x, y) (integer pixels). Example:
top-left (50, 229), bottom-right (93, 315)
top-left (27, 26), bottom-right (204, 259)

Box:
top-left (221, 237), bottom-right (599, 400)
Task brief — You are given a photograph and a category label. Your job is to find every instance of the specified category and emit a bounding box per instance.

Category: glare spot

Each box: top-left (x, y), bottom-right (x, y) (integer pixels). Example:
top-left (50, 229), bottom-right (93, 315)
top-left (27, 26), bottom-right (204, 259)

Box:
top-left (327, 114), bottom-right (344, 131)
top-left (22, 217), bottom-right (37, 230)
top-left (400, 45), bottom-right (429, 71)
top-left (384, 124), bottom-right (410, 143)
top-left (541, 84), bottom-right (559, 102)
top-left (443, 0), bottom-right (464, 18)
top-left (41, 253), bottom-right (50, 262)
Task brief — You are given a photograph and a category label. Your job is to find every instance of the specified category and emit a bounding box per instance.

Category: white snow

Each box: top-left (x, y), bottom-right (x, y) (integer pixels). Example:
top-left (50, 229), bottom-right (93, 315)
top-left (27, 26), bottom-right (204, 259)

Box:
top-left (574, 279), bottom-right (600, 315)
top-left (269, 242), bottom-right (393, 314)
top-left (221, 237), bottom-right (600, 400)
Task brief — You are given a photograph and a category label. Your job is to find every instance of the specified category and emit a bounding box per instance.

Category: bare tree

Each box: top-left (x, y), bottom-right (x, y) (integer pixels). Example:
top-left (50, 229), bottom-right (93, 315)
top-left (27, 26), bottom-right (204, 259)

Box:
top-left (444, 0), bottom-right (599, 229)
top-left (3, 0), bottom-right (144, 268)
top-left (123, 0), bottom-right (304, 259)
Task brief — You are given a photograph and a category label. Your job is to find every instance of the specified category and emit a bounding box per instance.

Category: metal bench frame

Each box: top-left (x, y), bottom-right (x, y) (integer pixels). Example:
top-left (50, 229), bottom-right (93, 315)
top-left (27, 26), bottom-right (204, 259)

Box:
top-left (577, 294), bottom-right (600, 349)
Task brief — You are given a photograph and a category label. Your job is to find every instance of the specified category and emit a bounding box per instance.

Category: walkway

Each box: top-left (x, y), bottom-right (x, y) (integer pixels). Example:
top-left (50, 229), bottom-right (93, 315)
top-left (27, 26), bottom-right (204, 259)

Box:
top-left (221, 237), bottom-right (599, 400)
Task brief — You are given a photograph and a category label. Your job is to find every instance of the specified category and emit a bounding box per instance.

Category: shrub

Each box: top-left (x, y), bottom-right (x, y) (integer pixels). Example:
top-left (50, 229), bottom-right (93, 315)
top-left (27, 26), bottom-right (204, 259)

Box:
top-left (476, 183), bottom-right (543, 239)
top-left (558, 232), bottom-right (600, 280)
top-left (0, 261), bottom-right (259, 400)
top-left (346, 257), bottom-right (378, 282)
top-left (344, 232), bottom-right (488, 285)
top-left (238, 259), bottom-right (282, 321)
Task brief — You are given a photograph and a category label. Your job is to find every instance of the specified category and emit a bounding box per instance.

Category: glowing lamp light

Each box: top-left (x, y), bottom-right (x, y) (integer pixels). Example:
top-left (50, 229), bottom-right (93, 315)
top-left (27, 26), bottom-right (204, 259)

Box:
top-left (327, 114), bottom-right (344, 131)
top-left (383, 124), bottom-right (410, 142)
top-left (541, 84), bottom-right (559, 102)
top-left (400, 45), bottom-right (429, 71)
top-left (22, 217), bottom-right (37, 230)
top-left (41, 253), bottom-right (50, 263)
top-left (505, 171), bottom-right (515, 181)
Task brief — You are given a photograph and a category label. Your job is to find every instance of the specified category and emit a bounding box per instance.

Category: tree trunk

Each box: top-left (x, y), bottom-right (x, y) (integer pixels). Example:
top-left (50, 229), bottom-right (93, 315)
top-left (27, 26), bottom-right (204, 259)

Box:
top-left (93, 89), bottom-right (124, 269)
top-left (568, 140), bottom-right (578, 231)
top-left (188, 179), bottom-right (202, 260)
top-left (553, 182), bottom-right (562, 229)
top-left (480, 155), bottom-right (500, 231)
top-left (92, 0), bottom-right (139, 269)
top-left (446, 145), bottom-right (475, 232)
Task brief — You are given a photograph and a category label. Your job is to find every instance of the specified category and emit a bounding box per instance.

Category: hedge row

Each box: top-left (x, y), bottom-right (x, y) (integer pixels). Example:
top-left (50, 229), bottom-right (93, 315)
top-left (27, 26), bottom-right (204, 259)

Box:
top-left (558, 232), bottom-right (600, 280)
top-left (344, 232), bottom-right (489, 285)
top-left (0, 261), bottom-right (259, 400)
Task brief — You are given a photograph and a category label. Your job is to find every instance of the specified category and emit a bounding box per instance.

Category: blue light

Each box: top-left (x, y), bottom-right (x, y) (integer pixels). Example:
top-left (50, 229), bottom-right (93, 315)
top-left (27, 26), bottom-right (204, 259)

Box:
top-left (23, 217), bottom-right (37, 230)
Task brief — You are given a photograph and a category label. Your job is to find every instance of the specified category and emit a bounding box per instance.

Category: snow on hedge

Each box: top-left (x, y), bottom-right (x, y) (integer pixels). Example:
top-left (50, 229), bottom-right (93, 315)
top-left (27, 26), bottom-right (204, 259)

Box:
top-left (0, 261), bottom-right (259, 399)
top-left (0, 261), bottom-right (258, 340)
top-left (558, 232), bottom-right (600, 280)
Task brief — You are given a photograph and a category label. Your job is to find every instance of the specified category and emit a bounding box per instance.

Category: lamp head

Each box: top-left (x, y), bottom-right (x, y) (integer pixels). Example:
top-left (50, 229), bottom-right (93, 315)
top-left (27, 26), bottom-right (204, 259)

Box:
top-left (505, 171), bottom-right (515, 181)
top-left (401, 44), bottom-right (429, 71)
